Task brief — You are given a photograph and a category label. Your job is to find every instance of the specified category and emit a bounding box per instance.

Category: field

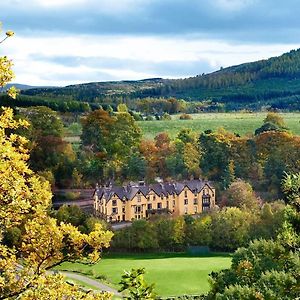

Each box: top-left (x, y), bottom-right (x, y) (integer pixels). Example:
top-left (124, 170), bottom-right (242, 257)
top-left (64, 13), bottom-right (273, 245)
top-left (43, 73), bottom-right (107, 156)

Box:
top-left (137, 112), bottom-right (300, 139)
top-left (56, 253), bottom-right (231, 297)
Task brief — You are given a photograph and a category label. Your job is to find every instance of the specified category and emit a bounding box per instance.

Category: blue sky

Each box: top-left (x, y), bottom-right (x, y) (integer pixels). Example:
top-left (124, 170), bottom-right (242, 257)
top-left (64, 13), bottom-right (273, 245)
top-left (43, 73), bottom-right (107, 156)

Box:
top-left (2, 0), bottom-right (300, 86)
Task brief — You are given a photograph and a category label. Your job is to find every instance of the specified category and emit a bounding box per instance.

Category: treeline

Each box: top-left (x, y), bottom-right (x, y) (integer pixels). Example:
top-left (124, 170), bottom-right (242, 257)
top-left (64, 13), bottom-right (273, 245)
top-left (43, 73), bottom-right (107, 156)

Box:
top-left (16, 106), bottom-right (300, 201)
top-left (111, 201), bottom-right (286, 252)
top-left (166, 49), bottom-right (300, 92)
top-left (16, 48), bottom-right (300, 111)
top-left (0, 94), bottom-right (93, 112)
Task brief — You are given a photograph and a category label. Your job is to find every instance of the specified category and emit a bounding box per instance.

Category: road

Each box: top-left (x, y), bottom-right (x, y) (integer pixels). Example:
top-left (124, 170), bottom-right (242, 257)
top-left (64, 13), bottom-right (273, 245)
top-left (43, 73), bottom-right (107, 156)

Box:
top-left (58, 271), bottom-right (123, 297)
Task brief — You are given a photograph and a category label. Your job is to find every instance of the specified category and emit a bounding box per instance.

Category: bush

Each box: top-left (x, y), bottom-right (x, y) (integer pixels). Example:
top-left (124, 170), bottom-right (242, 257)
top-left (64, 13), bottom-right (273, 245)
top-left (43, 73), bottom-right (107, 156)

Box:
top-left (162, 113), bottom-right (172, 120)
top-left (145, 115), bottom-right (155, 121)
top-left (179, 113), bottom-right (192, 120)
top-left (64, 191), bottom-right (80, 200)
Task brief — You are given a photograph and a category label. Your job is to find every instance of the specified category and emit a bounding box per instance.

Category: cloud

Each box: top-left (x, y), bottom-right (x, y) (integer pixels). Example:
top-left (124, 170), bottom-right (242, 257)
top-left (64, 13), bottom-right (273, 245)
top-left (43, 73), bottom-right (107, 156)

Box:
top-left (4, 34), bottom-right (299, 86)
top-left (2, 0), bottom-right (300, 85)
top-left (2, 0), bottom-right (300, 43)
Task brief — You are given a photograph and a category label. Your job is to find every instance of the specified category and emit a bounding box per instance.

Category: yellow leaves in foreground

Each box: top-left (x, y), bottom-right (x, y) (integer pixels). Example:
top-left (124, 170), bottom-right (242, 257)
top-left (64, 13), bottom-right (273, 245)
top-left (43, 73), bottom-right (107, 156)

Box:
top-left (19, 274), bottom-right (112, 300)
top-left (0, 107), bottom-right (113, 299)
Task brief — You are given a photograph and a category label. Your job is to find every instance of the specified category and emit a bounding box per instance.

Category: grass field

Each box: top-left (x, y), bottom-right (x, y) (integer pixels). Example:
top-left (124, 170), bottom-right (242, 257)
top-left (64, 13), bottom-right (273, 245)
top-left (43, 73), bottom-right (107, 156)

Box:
top-left (137, 112), bottom-right (300, 139)
top-left (56, 253), bottom-right (231, 297)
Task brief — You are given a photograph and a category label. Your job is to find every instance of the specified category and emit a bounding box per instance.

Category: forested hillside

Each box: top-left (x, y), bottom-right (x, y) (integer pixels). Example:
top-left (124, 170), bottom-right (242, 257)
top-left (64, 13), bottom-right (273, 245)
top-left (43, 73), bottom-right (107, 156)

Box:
top-left (18, 49), bottom-right (300, 111)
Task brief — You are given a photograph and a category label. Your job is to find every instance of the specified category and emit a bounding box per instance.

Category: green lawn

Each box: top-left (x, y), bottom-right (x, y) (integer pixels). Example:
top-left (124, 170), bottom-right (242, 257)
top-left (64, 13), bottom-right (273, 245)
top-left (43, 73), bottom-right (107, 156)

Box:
top-left (56, 253), bottom-right (231, 297)
top-left (137, 112), bottom-right (300, 139)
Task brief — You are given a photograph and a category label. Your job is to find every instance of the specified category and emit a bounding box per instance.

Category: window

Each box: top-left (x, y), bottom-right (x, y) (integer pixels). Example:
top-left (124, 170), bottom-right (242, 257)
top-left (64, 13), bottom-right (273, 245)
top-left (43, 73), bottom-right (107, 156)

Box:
top-left (184, 199), bottom-right (188, 205)
top-left (153, 195), bottom-right (156, 201)
top-left (137, 194), bottom-right (141, 202)
top-left (166, 201), bottom-right (169, 208)
top-left (157, 203), bottom-right (162, 209)
top-left (184, 190), bottom-right (187, 197)
top-left (122, 207), bottom-right (125, 213)
top-left (147, 203), bottom-right (152, 210)
top-left (112, 207), bottom-right (118, 214)
top-left (194, 198), bottom-right (198, 205)
top-left (184, 207), bottom-right (188, 214)
top-left (202, 195), bottom-right (211, 210)
top-left (161, 195), bottom-right (164, 200)
top-left (135, 206), bottom-right (142, 213)
top-left (194, 206), bottom-right (198, 213)
top-left (173, 194), bottom-right (176, 199)
top-left (112, 200), bottom-right (117, 206)
top-left (203, 206), bottom-right (209, 212)
top-left (147, 196), bottom-right (150, 201)
top-left (173, 200), bottom-right (175, 207)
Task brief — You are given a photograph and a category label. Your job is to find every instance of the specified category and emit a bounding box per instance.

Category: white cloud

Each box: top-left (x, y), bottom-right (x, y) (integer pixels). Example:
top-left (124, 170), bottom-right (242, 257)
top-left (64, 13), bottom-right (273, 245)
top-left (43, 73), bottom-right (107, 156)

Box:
top-left (30, 0), bottom-right (86, 7)
top-left (4, 34), bottom-right (300, 86)
top-left (214, 0), bottom-right (256, 11)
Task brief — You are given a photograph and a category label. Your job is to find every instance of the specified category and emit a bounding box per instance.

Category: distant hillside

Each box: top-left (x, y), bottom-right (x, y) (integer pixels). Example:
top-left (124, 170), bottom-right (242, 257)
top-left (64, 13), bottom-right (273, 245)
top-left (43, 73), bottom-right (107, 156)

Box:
top-left (4, 83), bottom-right (54, 91)
top-left (22, 78), bottom-right (165, 101)
top-left (21, 49), bottom-right (300, 110)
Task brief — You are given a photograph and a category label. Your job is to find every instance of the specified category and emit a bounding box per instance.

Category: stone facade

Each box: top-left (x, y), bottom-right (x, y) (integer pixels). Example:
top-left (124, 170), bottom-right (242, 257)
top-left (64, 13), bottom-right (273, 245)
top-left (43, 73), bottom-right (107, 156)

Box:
top-left (93, 179), bottom-right (215, 222)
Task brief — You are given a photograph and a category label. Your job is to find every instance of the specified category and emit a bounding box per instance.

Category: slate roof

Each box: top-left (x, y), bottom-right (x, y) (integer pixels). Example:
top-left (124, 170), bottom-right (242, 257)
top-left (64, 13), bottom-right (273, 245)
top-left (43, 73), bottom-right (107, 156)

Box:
top-left (95, 179), bottom-right (214, 203)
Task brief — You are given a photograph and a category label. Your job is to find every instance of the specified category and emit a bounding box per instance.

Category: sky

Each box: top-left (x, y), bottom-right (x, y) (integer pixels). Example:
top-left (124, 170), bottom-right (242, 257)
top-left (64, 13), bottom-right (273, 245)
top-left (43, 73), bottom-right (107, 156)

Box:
top-left (2, 0), bottom-right (300, 86)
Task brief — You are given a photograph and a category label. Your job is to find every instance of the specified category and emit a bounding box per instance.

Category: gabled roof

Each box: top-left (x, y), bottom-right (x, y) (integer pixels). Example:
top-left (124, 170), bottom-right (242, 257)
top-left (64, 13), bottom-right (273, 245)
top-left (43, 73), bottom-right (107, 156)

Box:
top-left (95, 179), bottom-right (214, 203)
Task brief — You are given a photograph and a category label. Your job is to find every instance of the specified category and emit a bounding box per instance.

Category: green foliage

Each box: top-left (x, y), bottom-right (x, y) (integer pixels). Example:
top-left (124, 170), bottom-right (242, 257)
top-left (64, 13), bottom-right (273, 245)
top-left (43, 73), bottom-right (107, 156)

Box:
top-left (210, 208), bottom-right (254, 251)
top-left (119, 268), bottom-right (156, 299)
top-left (225, 180), bottom-right (259, 210)
top-left (206, 173), bottom-right (300, 300)
top-left (19, 49), bottom-right (300, 111)
top-left (54, 205), bottom-right (108, 234)
top-left (255, 112), bottom-right (289, 135)
top-left (81, 109), bottom-right (141, 181)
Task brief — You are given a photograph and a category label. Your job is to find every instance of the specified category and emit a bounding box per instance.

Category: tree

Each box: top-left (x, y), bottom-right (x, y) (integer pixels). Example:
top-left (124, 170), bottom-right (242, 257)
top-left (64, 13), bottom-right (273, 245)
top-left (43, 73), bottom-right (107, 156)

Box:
top-left (205, 173), bottom-right (300, 299)
top-left (255, 112), bottom-right (288, 135)
top-left (0, 26), bottom-right (113, 299)
top-left (117, 103), bottom-right (128, 112)
top-left (81, 110), bottom-right (141, 181)
top-left (119, 268), bottom-right (156, 300)
top-left (199, 128), bottom-right (236, 187)
top-left (224, 180), bottom-right (259, 210)
top-left (20, 106), bottom-right (64, 138)
top-left (210, 207), bottom-right (255, 251)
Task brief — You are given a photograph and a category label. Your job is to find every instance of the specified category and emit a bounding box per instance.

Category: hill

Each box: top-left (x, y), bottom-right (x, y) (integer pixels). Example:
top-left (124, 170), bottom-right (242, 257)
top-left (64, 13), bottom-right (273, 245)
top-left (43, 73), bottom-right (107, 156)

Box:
top-left (4, 83), bottom-right (53, 91)
top-left (19, 48), bottom-right (300, 111)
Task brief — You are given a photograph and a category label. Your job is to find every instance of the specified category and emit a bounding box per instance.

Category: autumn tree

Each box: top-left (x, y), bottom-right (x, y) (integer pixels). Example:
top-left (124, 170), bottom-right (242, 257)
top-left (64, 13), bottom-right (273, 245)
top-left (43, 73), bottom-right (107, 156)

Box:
top-left (224, 179), bottom-right (259, 210)
top-left (0, 26), bottom-right (113, 299)
top-left (255, 112), bottom-right (289, 135)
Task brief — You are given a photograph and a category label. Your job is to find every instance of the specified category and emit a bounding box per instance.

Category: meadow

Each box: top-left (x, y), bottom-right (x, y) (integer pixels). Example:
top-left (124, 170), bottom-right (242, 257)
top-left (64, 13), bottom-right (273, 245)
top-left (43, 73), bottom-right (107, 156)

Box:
top-left (57, 253), bottom-right (231, 297)
top-left (137, 112), bottom-right (300, 139)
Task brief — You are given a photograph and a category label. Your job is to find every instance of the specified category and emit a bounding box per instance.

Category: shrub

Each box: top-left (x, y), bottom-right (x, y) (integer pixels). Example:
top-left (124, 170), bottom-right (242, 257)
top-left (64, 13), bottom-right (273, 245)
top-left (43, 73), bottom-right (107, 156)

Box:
top-left (179, 113), bottom-right (192, 120)
top-left (65, 191), bottom-right (80, 200)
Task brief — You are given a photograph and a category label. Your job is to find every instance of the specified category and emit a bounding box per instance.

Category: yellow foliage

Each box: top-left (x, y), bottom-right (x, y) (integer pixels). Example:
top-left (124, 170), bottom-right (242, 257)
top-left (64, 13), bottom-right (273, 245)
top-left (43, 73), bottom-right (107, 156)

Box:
top-left (0, 25), bottom-right (113, 299)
